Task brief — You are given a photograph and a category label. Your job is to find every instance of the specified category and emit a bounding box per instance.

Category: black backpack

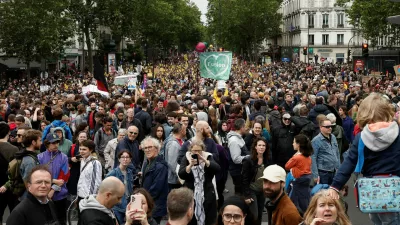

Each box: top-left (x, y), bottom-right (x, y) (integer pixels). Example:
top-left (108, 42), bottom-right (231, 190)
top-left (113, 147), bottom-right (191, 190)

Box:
top-left (299, 121), bottom-right (316, 140)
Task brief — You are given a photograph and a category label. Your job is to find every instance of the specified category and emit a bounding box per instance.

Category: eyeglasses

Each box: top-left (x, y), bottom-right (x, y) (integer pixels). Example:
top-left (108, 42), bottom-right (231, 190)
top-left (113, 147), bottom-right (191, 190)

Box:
top-left (222, 214), bottom-right (243, 223)
top-left (283, 118), bottom-right (290, 121)
top-left (322, 126), bottom-right (333, 129)
top-left (129, 132), bottom-right (138, 135)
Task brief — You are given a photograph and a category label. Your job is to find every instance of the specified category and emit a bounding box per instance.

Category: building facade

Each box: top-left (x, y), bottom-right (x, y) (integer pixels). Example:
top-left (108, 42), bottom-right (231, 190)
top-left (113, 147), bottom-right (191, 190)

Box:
top-left (278, 0), bottom-right (362, 63)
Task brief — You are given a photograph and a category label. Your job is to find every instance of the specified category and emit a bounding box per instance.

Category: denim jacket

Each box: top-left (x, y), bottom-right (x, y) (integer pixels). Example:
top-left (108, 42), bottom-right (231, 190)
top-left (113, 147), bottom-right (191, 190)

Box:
top-left (311, 133), bottom-right (340, 179)
top-left (106, 167), bottom-right (135, 212)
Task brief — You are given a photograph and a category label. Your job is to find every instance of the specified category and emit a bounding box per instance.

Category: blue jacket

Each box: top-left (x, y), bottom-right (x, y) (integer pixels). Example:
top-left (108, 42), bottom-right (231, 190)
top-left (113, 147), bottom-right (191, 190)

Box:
top-left (141, 155), bottom-right (168, 218)
top-left (114, 137), bottom-right (140, 172)
top-left (42, 120), bottom-right (73, 142)
top-left (341, 116), bottom-right (354, 142)
top-left (311, 133), bottom-right (340, 179)
top-left (106, 167), bottom-right (135, 212)
top-left (331, 130), bottom-right (400, 190)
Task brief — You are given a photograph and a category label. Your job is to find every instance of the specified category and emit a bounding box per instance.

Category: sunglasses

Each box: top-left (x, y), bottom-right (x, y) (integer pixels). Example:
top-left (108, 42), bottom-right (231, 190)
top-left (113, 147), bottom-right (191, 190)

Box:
top-left (283, 118), bottom-right (290, 121)
top-left (129, 132), bottom-right (138, 135)
top-left (322, 125), bottom-right (333, 128)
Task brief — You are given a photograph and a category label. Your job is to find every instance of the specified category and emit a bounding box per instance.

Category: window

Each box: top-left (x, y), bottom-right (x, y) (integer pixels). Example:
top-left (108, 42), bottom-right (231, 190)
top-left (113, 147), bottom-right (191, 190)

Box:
top-left (337, 14), bottom-right (344, 27)
top-left (337, 34), bottom-right (344, 45)
top-left (323, 14), bottom-right (329, 28)
top-left (308, 35), bottom-right (314, 45)
top-left (322, 34), bottom-right (329, 45)
top-left (308, 14), bottom-right (314, 28)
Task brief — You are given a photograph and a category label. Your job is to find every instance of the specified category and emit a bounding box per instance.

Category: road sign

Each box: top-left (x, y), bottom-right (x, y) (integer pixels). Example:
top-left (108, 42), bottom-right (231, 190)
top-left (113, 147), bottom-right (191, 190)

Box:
top-left (308, 48), bottom-right (314, 54)
top-left (321, 58), bottom-right (325, 62)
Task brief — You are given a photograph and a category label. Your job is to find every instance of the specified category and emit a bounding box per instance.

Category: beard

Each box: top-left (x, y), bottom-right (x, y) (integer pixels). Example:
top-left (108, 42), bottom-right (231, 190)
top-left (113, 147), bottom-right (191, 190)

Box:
top-left (264, 184), bottom-right (282, 200)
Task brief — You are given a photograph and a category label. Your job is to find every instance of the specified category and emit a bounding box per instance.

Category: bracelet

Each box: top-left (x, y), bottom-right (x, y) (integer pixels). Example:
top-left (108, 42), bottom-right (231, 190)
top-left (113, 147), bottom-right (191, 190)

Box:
top-left (329, 186), bottom-right (339, 193)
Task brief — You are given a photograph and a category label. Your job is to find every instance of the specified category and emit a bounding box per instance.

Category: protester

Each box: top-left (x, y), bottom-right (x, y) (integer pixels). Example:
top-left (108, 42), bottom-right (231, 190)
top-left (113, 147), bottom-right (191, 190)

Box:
top-left (6, 165), bottom-right (60, 225)
top-left (141, 136), bottom-right (168, 224)
top-left (261, 164), bottom-right (302, 225)
top-left (67, 131), bottom-right (87, 197)
top-left (78, 176), bottom-right (125, 225)
top-left (301, 190), bottom-right (351, 225)
top-left (125, 188), bottom-right (158, 225)
top-left (178, 139), bottom-right (221, 225)
top-left (329, 93), bottom-right (399, 224)
top-left (104, 128), bottom-right (127, 172)
top-left (77, 140), bottom-right (102, 201)
top-left (218, 196), bottom-right (250, 225)
top-left (241, 137), bottom-right (270, 225)
top-left (166, 187), bottom-right (194, 225)
top-left (0, 122), bottom-right (19, 223)
top-left (38, 133), bottom-right (70, 225)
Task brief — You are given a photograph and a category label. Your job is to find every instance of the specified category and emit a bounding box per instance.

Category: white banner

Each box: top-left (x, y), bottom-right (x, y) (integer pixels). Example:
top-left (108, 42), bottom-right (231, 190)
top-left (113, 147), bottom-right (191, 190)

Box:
top-left (82, 85), bottom-right (110, 97)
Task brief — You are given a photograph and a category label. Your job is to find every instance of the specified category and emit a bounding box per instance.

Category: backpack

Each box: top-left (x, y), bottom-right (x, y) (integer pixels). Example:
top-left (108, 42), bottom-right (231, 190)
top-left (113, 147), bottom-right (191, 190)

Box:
top-left (8, 154), bottom-right (39, 196)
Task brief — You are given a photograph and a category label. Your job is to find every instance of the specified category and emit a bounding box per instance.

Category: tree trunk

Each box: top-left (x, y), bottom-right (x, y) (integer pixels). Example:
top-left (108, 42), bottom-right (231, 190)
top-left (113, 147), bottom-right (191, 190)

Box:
top-left (84, 23), bottom-right (93, 74)
top-left (26, 61), bottom-right (31, 84)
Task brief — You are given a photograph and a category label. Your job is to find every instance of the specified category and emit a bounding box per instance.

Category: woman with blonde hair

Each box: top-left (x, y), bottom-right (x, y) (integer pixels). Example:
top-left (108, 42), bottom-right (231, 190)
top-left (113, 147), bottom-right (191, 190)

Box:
top-left (301, 190), bottom-right (351, 225)
top-left (329, 93), bottom-right (399, 224)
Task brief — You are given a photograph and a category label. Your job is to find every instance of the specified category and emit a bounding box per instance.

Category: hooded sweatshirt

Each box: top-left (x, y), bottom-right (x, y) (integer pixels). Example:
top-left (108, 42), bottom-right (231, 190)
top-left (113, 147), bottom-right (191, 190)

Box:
top-left (331, 121), bottom-right (400, 190)
top-left (227, 131), bottom-right (249, 176)
top-left (79, 195), bottom-right (117, 225)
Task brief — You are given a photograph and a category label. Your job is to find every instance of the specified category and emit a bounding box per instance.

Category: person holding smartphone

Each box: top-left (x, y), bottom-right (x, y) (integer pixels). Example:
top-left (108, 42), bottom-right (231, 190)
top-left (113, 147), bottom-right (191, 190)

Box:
top-left (178, 140), bottom-right (221, 225)
top-left (125, 188), bottom-right (158, 225)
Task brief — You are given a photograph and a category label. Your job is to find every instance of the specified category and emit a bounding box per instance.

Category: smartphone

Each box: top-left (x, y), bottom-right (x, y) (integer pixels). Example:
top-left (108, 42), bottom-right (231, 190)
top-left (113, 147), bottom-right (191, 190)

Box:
top-left (75, 155), bottom-right (82, 159)
top-left (191, 154), bottom-right (199, 165)
top-left (130, 194), bottom-right (143, 212)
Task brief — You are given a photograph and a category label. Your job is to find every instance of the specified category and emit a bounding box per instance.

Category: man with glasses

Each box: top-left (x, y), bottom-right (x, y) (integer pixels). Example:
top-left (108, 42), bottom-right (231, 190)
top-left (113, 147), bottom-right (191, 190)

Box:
top-left (311, 119), bottom-right (340, 185)
top-left (6, 165), bottom-right (60, 225)
top-left (141, 136), bottom-right (168, 224)
top-left (114, 125), bottom-right (140, 172)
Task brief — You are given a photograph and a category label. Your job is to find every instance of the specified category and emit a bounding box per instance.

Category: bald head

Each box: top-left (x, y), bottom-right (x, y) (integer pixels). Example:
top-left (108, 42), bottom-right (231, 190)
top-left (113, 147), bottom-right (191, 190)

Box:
top-left (98, 176), bottom-right (124, 194)
top-left (195, 121), bottom-right (208, 131)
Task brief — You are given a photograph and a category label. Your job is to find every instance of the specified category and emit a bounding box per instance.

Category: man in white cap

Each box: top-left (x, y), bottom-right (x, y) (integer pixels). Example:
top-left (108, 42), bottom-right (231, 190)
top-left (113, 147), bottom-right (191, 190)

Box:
top-left (261, 164), bottom-right (301, 225)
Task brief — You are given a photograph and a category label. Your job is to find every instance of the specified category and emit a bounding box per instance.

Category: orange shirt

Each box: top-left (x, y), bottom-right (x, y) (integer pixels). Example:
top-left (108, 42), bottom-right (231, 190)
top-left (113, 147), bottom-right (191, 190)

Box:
top-left (285, 153), bottom-right (312, 178)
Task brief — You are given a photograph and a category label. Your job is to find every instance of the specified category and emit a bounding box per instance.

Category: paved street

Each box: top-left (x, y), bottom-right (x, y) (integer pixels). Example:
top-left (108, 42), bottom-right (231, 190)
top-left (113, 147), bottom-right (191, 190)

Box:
top-left (2, 174), bottom-right (372, 225)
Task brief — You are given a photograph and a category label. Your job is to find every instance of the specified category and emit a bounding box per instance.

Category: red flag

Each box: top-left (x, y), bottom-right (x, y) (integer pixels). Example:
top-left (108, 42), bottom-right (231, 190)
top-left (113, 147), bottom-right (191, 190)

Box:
top-left (93, 57), bottom-right (109, 92)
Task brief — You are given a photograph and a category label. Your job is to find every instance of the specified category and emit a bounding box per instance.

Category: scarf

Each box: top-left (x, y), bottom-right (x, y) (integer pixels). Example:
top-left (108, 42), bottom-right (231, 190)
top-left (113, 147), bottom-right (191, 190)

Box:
top-left (186, 152), bottom-right (206, 225)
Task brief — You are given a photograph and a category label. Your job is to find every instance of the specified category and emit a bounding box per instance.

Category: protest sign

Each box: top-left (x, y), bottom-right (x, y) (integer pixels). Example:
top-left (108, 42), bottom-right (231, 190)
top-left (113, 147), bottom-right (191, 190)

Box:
top-left (82, 85), bottom-right (110, 97)
top-left (200, 52), bottom-right (232, 80)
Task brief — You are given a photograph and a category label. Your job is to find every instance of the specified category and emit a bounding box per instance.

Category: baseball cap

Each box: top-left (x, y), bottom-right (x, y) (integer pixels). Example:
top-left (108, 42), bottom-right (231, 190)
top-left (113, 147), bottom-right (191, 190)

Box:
top-left (259, 165), bottom-right (286, 183)
top-left (46, 133), bottom-right (60, 143)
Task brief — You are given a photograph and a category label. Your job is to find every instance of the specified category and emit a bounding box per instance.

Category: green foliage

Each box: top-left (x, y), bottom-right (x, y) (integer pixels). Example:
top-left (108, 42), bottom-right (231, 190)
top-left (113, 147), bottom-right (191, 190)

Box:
top-left (336, 0), bottom-right (400, 46)
top-left (0, 0), bottom-right (75, 65)
top-left (207, 0), bottom-right (282, 58)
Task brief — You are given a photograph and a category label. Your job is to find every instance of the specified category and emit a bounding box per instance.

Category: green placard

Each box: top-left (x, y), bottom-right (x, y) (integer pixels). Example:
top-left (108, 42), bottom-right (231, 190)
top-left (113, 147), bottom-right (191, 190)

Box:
top-left (200, 52), bottom-right (232, 80)
top-left (293, 48), bottom-right (299, 53)
top-left (308, 48), bottom-right (314, 54)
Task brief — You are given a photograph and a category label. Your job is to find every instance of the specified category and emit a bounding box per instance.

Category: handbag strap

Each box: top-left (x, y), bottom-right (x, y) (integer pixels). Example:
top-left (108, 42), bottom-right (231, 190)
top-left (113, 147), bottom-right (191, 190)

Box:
top-left (354, 137), bottom-right (365, 176)
top-left (46, 152), bottom-right (60, 166)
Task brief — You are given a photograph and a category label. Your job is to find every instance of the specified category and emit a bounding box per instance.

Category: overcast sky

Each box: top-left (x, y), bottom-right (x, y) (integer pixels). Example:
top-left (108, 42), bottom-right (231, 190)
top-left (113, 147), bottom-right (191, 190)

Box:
top-left (191, 0), bottom-right (208, 23)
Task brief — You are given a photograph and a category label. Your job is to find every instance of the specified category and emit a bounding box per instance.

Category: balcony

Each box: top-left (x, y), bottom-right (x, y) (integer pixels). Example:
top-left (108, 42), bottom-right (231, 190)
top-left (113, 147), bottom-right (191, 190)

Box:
top-left (337, 24), bottom-right (344, 28)
top-left (308, 25), bottom-right (314, 28)
top-left (322, 42), bottom-right (329, 46)
top-left (337, 42), bottom-right (344, 45)
top-left (308, 42), bottom-right (315, 45)
top-left (322, 24), bottom-right (329, 28)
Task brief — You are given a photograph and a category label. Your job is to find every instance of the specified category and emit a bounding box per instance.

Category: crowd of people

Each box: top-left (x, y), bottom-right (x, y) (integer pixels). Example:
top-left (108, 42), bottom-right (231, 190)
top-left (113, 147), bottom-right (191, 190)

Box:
top-left (0, 53), bottom-right (400, 225)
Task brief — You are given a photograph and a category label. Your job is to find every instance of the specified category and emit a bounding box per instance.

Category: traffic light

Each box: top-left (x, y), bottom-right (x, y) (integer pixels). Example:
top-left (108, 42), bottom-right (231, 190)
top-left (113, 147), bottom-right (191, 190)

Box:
top-left (362, 43), bottom-right (369, 57)
top-left (303, 47), bottom-right (307, 55)
top-left (348, 49), bottom-right (351, 57)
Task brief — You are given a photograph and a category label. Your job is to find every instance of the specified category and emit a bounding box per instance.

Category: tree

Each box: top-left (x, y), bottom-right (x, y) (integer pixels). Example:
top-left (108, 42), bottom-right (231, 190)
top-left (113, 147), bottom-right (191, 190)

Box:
top-left (207, 0), bottom-right (282, 62)
top-left (0, 0), bottom-right (74, 82)
top-left (336, 0), bottom-right (400, 47)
